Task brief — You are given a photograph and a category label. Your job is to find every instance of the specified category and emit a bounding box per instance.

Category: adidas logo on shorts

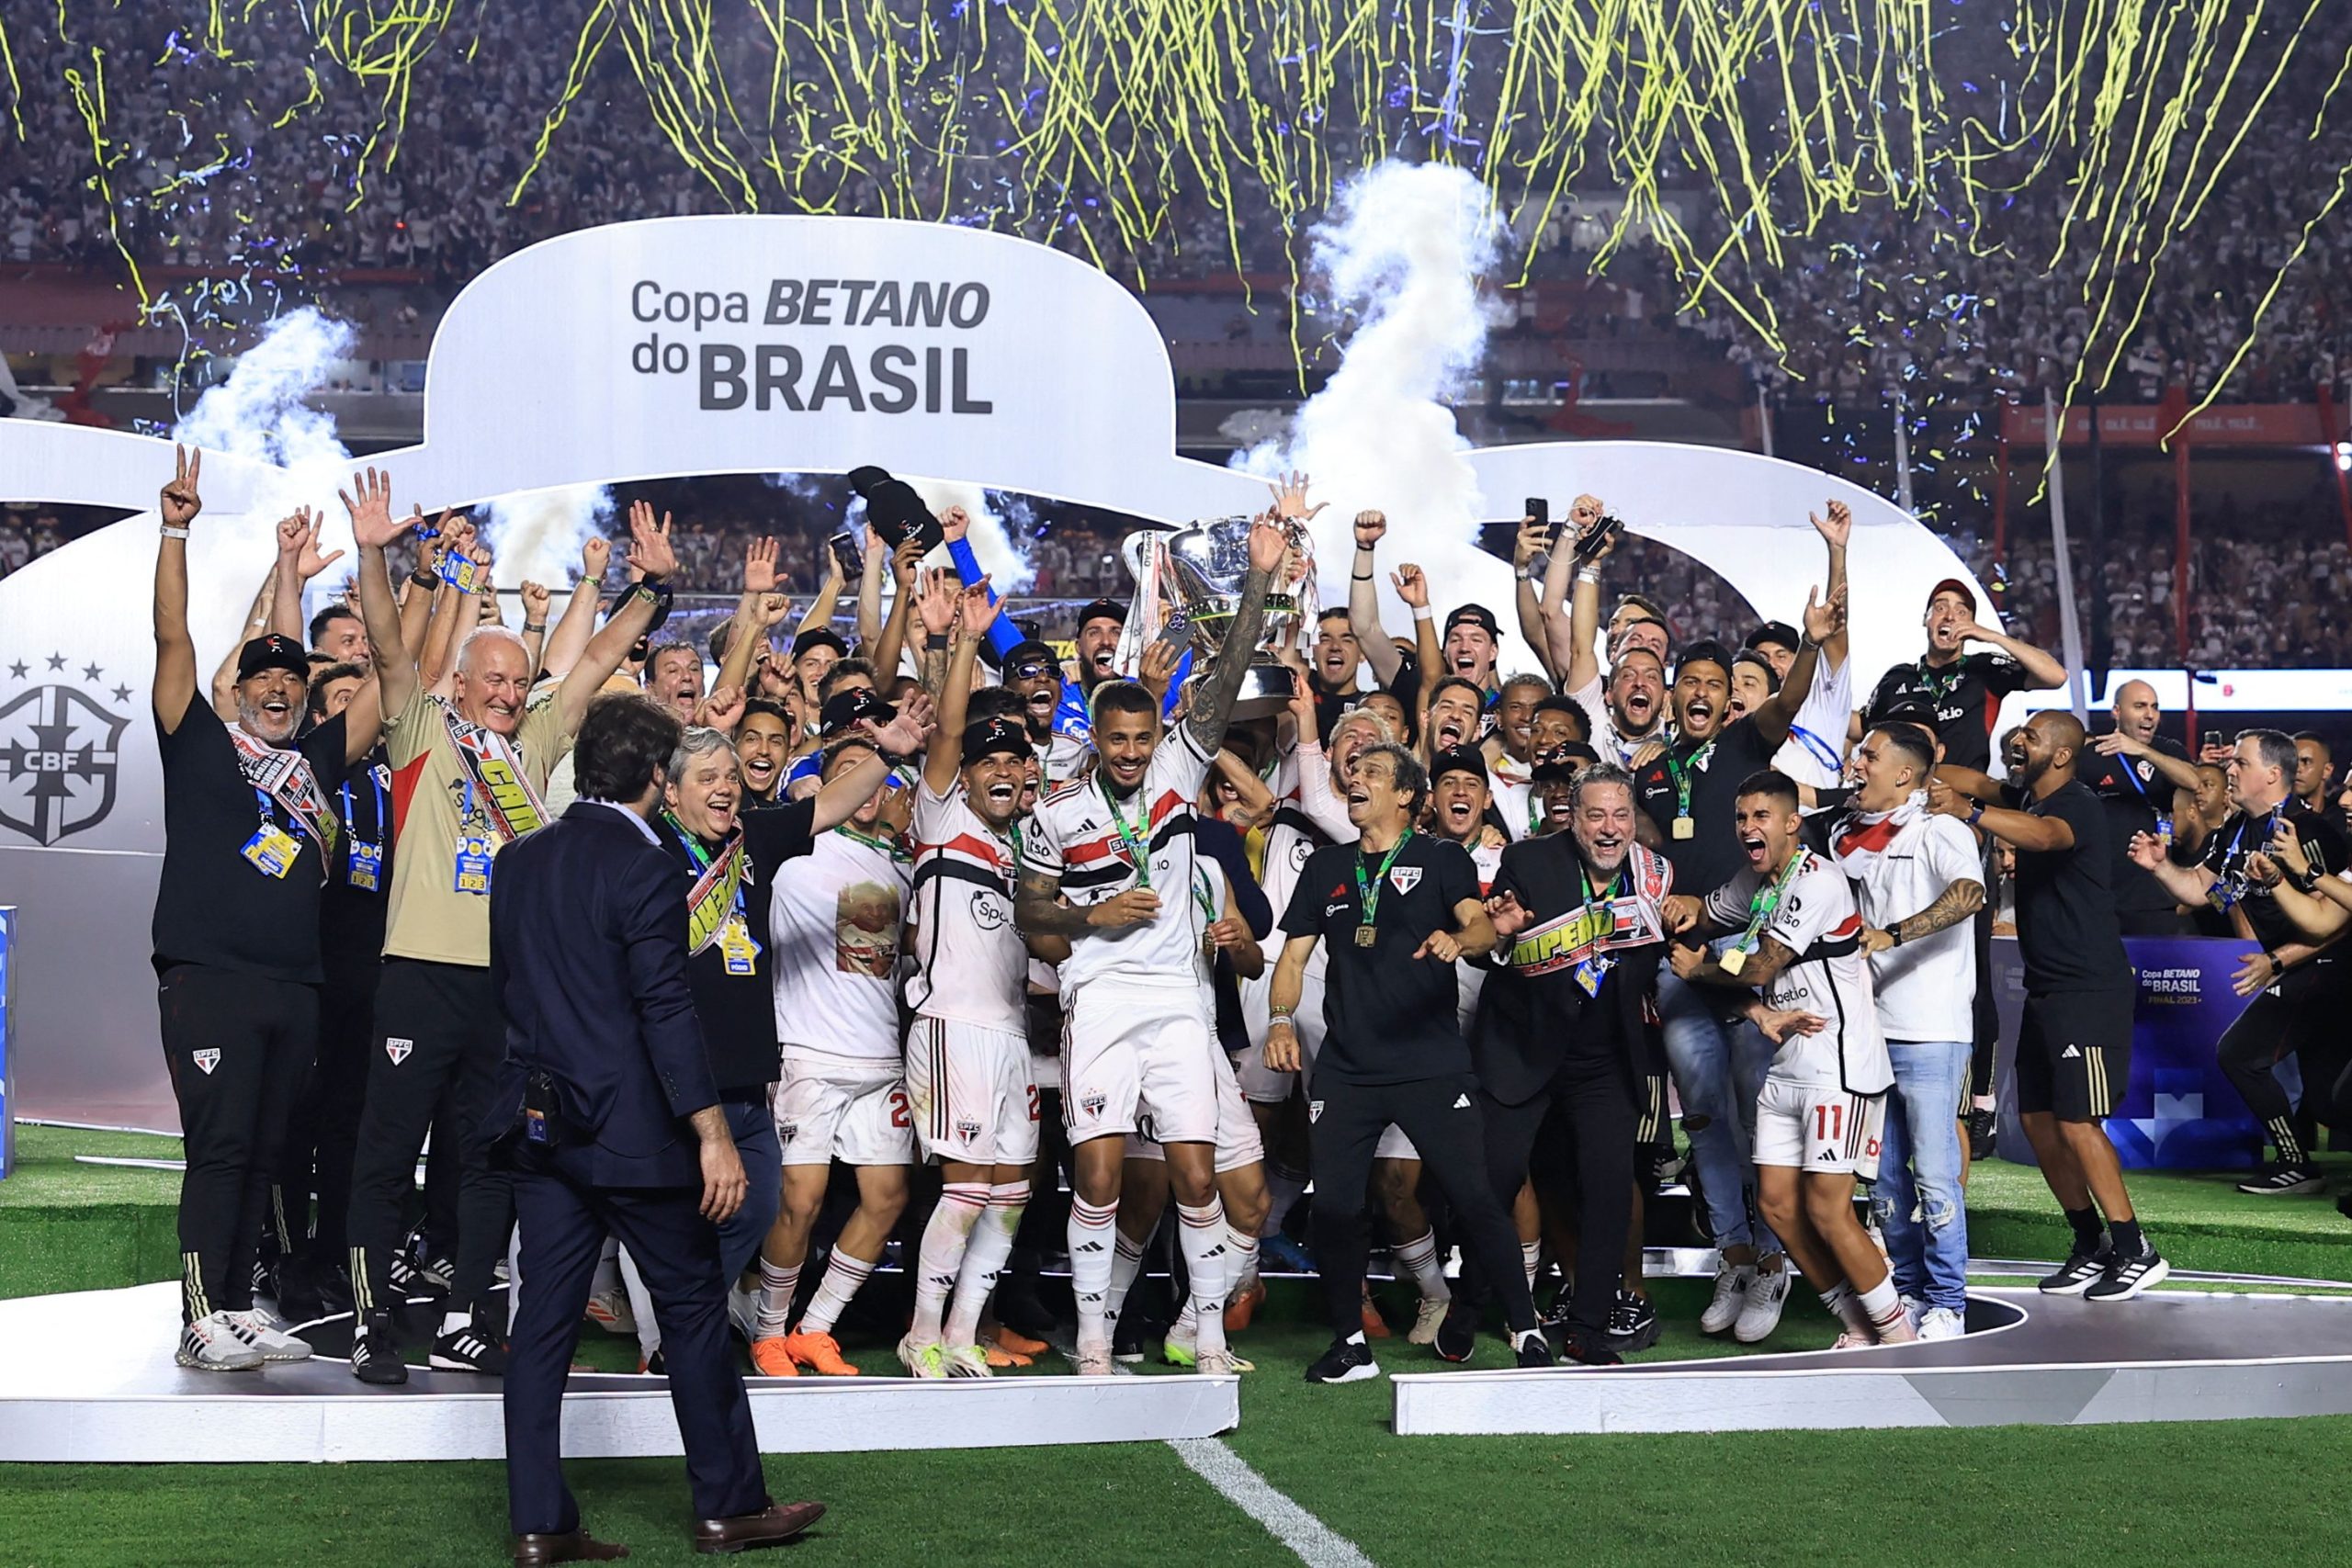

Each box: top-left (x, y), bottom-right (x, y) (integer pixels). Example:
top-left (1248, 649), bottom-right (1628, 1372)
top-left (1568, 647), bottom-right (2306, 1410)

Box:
top-left (1452, 1094), bottom-right (1471, 1109)
top-left (2061, 1044), bottom-right (2082, 1059)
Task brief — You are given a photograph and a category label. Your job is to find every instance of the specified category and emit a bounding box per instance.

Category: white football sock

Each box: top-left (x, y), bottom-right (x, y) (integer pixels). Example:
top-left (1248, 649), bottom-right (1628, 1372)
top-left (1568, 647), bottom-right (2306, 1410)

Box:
top-left (616, 1247), bottom-right (659, 1361)
top-left (911, 1183), bottom-right (989, 1344)
top-left (1176, 1200), bottom-right (1230, 1358)
top-left (797, 1248), bottom-right (875, 1336)
top-left (1819, 1281), bottom-right (1874, 1336)
top-left (945, 1181), bottom-right (1026, 1347)
top-left (754, 1258), bottom-right (801, 1340)
top-left (1857, 1276), bottom-right (1906, 1333)
top-left (1104, 1227), bottom-right (1147, 1330)
top-left (1069, 1198), bottom-right (1118, 1350)
top-left (1521, 1239), bottom-right (1542, 1292)
top-left (1395, 1229), bottom-right (1451, 1303)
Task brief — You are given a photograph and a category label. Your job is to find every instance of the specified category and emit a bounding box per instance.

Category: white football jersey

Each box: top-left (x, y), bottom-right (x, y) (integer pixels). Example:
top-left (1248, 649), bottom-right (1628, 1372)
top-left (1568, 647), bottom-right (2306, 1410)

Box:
top-left (907, 781), bottom-right (1026, 1033)
top-left (1702, 849), bottom-right (1890, 1094)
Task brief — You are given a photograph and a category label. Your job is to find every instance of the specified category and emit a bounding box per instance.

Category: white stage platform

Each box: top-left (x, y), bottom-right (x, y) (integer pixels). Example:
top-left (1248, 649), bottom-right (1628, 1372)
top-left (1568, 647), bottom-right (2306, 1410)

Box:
top-left (0, 1282), bottom-right (1238, 1464)
top-left (1394, 1284), bottom-right (2352, 1436)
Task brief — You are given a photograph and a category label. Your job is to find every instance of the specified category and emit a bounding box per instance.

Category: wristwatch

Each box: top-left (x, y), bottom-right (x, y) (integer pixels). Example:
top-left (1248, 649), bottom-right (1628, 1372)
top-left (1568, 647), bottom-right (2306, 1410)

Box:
top-left (1966, 803), bottom-right (1985, 827)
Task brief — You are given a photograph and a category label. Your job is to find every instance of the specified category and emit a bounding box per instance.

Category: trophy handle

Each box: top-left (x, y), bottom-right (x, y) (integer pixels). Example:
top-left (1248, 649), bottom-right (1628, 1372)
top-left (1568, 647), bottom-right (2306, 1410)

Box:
top-left (1111, 529), bottom-right (1172, 678)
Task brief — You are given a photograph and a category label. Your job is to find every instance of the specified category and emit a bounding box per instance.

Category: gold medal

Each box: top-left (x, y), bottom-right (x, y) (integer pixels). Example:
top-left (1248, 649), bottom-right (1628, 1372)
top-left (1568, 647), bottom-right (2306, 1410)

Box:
top-left (1355, 926), bottom-right (1377, 948)
top-left (1672, 816), bottom-right (1695, 840)
top-left (1718, 944), bottom-right (1748, 976)
top-left (1202, 928), bottom-right (1217, 961)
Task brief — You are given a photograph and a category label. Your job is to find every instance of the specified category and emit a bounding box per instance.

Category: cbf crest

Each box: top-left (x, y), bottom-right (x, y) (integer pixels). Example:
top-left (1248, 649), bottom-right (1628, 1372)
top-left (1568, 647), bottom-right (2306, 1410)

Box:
top-left (0, 658), bottom-right (133, 846)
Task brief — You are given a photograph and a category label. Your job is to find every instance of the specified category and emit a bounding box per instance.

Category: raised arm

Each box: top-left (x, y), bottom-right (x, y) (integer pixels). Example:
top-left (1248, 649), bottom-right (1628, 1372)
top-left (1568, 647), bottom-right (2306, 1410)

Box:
top-left (517, 580), bottom-right (553, 681)
top-left (557, 500), bottom-right (679, 736)
top-left (1211, 748), bottom-right (1276, 831)
top-left (1545, 493), bottom-right (1610, 691)
top-left (1511, 516), bottom-right (1557, 682)
top-left (539, 535), bottom-right (609, 681)
top-left (1808, 500), bottom-right (1852, 672)
top-left (210, 554), bottom-right (281, 722)
top-left (817, 697), bottom-right (933, 832)
top-left (854, 525), bottom-right (888, 649)
top-left (792, 544), bottom-right (850, 648)
top-left (1752, 583), bottom-right (1845, 748)
top-left (1347, 508), bottom-right (1404, 685)
top-left (153, 446), bottom-right (207, 732)
top-left (869, 535), bottom-right (928, 684)
top-left (1961, 617), bottom-right (2067, 691)
top-left (1392, 563), bottom-right (1442, 719)
top-left (273, 507), bottom-right (342, 642)
top-left (920, 570), bottom-right (989, 796)
top-left (712, 536), bottom-right (783, 698)
top-left (1184, 513), bottom-right (1291, 754)
top-left (396, 521), bottom-right (446, 662)
top-left (343, 467), bottom-right (421, 718)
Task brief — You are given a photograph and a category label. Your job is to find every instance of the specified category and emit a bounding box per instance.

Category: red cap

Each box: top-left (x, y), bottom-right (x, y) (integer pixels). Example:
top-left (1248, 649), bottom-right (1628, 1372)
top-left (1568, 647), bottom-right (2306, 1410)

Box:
top-left (1925, 578), bottom-right (1976, 615)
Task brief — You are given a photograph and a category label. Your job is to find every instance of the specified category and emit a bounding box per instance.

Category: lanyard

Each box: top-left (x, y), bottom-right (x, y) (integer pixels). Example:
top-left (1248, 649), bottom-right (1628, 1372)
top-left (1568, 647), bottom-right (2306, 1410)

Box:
top-left (1735, 850), bottom-right (1807, 954)
top-left (1101, 777), bottom-right (1152, 888)
top-left (1353, 830), bottom-right (1413, 935)
top-left (1663, 738), bottom-right (1716, 821)
top-left (2110, 749), bottom-right (2161, 808)
top-left (832, 823), bottom-right (901, 858)
top-left (664, 812), bottom-right (746, 916)
top-left (1577, 858), bottom-right (1624, 912)
top-left (1916, 656), bottom-right (1964, 702)
top-left (252, 785), bottom-right (279, 832)
top-left (341, 771), bottom-right (384, 842)
top-left (1193, 869), bottom-right (1217, 925)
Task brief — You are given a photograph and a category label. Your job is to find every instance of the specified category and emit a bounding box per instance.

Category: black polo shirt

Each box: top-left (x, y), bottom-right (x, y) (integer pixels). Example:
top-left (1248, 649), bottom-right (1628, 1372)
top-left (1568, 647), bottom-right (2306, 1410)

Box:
top-left (1866, 651), bottom-right (2032, 773)
top-left (1282, 832), bottom-right (1479, 1084)
top-left (653, 798), bottom-right (817, 1094)
top-left (1633, 715), bottom-right (1777, 892)
top-left (2199, 801), bottom-right (2351, 953)
top-left (321, 746), bottom-right (394, 969)
top-left (2080, 736), bottom-right (2189, 917)
top-left (153, 694), bottom-right (353, 985)
top-left (2011, 779), bottom-right (2130, 994)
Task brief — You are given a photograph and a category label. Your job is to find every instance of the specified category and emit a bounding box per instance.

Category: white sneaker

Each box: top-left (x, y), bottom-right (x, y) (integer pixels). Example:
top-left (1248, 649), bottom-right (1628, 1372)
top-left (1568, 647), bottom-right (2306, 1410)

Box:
top-left (1193, 1348), bottom-right (1243, 1376)
top-left (726, 1282), bottom-right (760, 1344)
top-left (1829, 1330), bottom-right (1874, 1351)
top-left (1916, 1306), bottom-right (1966, 1341)
top-left (1700, 1263), bottom-right (1754, 1335)
top-left (227, 1307), bottom-right (313, 1362)
top-left (1733, 1264), bottom-right (1792, 1344)
top-left (1073, 1341), bottom-right (1115, 1376)
top-left (584, 1285), bottom-right (637, 1336)
top-left (1408, 1294), bottom-right (1452, 1346)
top-left (176, 1313), bottom-right (265, 1371)
top-left (941, 1343), bottom-right (993, 1379)
top-left (897, 1334), bottom-right (949, 1379)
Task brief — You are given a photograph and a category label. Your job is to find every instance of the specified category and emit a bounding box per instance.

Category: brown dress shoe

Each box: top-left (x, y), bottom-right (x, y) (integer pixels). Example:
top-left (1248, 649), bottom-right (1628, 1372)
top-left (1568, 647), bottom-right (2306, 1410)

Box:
top-left (511, 1528), bottom-right (629, 1565)
top-left (692, 1501), bottom-right (826, 1554)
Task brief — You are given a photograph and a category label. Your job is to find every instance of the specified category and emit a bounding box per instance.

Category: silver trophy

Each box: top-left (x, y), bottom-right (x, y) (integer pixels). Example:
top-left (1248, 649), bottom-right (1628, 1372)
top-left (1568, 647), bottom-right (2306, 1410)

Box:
top-left (1115, 514), bottom-right (1317, 721)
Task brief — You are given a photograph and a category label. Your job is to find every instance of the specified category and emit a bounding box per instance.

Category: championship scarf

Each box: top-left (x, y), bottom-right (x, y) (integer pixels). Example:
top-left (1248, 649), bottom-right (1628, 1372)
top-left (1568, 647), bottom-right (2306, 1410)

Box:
top-left (443, 704), bottom-right (549, 843)
top-left (1829, 791), bottom-right (1927, 880)
top-left (226, 725), bottom-right (337, 855)
top-left (684, 835), bottom-right (749, 956)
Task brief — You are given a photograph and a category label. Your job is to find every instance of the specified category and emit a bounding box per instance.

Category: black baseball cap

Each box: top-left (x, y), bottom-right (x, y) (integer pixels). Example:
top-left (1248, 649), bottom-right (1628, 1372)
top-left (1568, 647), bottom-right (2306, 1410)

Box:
top-left (1076, 599), bottom-right (1128, 634)
top-left (1743, 620), bottom-right (1801, 655)
top-left (1000, 638), bottom-right (1064, 682)
top-left (792, 627), bottom-right (850, 660)
top-left (1676, 638), bottom-right (1736, 682)
top-left (1443, 604), bottom-right (1501, 640)
top-left (820, 688), bottom-right (889, 735)
top-left (236, 634), bottom-right (310, 683)
top-left (1430, 745), bottom-right (1487, 784)
top-left (961, 716), bottom-right (1031, 767)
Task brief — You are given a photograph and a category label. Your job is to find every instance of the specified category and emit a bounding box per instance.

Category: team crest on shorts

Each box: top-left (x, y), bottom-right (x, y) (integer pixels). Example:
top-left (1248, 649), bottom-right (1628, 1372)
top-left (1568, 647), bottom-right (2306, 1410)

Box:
top-left (1388, 866), bottom-right (1422, 895)
top-left (385, 1037), bottom-right (413, 1066)
top-left (191, 1048), bottom-right (220, 1076)
top-left (777, 1121), bottom-right (798, 1145)
top-left (1308, 1100), bottom-right (1324, 1122)
top-left (1080, 1089), bottom-right (1108, 1120)
top-left (956, 1115), bottom-right (982, 1143)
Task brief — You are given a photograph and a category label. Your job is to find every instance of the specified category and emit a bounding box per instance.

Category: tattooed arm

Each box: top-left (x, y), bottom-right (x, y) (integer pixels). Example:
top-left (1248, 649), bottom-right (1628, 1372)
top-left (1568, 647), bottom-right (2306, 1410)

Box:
top-left (1015, 870), bottom-right (1159, 943)
top-left (1183, 518), bottom-right (1289, 755)
top-left (1670, 932), bottom-right (1801, 989)
top-left (1860, 879), bottom-right (1985, 954)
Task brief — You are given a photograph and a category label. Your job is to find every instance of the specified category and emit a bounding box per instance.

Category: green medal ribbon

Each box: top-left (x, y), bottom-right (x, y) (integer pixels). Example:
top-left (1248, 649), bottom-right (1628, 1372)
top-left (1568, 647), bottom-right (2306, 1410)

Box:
top-left (1732, 849), bottom-right (1808, 961)
top-left (1663, 738), bottom-right (1715, 825)
top-left (1352, 830), bottom-right (1414, 941)
top-left (1101, 778), bottom-right (1152, 889)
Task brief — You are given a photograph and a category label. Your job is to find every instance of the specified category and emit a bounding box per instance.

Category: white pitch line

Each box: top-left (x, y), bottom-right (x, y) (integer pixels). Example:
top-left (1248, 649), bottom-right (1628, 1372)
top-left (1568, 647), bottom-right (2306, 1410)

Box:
top-left (1169, 1436), bottom-right (1378, 1568)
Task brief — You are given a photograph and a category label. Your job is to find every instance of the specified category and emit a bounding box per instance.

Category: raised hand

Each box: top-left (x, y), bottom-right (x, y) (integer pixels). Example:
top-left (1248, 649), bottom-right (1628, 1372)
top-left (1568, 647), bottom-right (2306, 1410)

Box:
top-left (1352, 508), bottom-right (1387, 550)
top-left (915, 566), bottom-right (960, 638)
top-left (1286, 668), bottom-right (1317, 732)
top-left (1391, 563), bottom-right (1430, 609)
top-left (627, 499), bottom-right (676, 581)
top-left (276, 508), bottom-right (312, 559)
top-left (865, 689), bottom-right (936, 755)
top-left (296, 514), bottom-right (345, 581)
top-left (1568, 492), bottom-right (1606, 530)
top-left (696, 685), bottom-right (747, 731)
top-left (1801, 581), bottom-right (1847, 646)
top-left (939, 505), bottom-right (972, 543)
top-left (520, 581), bottom-right (552, 622)
top-left (753, 592), bottom-right (792, 629)
top-left (1809, 498), bottom-right (1853, 548)
top-left (582, 534), bottom-right (611, 581)
top-left (1248, 516), bottom-right (1289, 575)
top-left (1267, 470), bottom-right (1326, 522)
top-left (1513, 518), bottom-right (1549, 569)
top-left (955, 574), bottom-right (999, 637)
top-left (339, 467), bottom-right (401, 549)
top-left (161, 445), bottom-right (203, 529)
top-left (743, 536), bottom-right (780, 594)
top-left (1138, 636), bottom-right (1182, 701)
top-left (891, 535), bottom-right (926, 590)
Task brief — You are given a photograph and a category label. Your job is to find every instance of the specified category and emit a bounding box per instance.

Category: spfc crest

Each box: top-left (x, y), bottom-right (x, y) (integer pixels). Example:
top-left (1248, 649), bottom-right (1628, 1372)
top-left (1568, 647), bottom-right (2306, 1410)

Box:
top-left (385, 1037), bottom-right (413, 1066)
top-left (0, 680), bottom-right (130, 845)
top-left (1388, 865), bottom-right (1422, 896)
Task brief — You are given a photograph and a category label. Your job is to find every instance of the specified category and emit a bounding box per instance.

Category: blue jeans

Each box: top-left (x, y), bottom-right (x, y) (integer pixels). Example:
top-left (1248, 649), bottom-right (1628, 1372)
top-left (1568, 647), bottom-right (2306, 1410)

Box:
top-left (715, 1098), bottom-right (783, 1283)
top-left (1869, 1039), bottom-right (1971, 1314)
top-left (1656, 966), bottom-right (1781, 1255)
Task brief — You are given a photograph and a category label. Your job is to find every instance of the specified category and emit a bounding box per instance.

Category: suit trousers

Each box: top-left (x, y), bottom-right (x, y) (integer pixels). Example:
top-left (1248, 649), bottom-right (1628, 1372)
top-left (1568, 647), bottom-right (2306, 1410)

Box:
top-left (505, 1156), bottom-right (770, 1536)
top-left (1477, 1057), bottom-right (1639, 1339)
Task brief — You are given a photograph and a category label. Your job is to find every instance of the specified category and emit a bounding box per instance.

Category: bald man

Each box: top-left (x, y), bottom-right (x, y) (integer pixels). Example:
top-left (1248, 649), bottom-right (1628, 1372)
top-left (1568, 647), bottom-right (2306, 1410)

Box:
top-left (1928, 712), bottom-right (2167, 1302)
top-left (2084, 680), bottom-right (2200, 935)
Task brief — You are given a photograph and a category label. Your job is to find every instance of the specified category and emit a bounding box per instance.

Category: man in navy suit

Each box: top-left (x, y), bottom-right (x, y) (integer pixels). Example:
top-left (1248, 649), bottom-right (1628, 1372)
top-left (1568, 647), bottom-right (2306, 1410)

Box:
top-left (489, 692), bottom-right (823, 1564)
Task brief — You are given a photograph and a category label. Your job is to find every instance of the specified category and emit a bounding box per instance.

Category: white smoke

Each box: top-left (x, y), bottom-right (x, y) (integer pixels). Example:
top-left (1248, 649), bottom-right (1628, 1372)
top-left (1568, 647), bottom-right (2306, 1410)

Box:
top-left (1235, 162), bottom-right (1514, 650)
top-left (903, 475), bottom-right (1035, 592)
top-left (480, 483), bottom-right (617, 597)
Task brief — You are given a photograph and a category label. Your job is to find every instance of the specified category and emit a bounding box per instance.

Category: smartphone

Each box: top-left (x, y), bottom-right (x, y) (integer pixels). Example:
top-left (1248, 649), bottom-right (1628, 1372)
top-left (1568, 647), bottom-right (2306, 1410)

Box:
top-left (1525, 496), bottom-right (1550, 531)
top-left (2203, 728), bottom-right (2222, 752)
top-left (828, 530), bottom-right (864, 578)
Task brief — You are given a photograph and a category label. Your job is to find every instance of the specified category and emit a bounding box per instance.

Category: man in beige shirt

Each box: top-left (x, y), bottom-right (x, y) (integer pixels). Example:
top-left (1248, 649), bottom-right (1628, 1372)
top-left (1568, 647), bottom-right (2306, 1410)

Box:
top-left (337, 468), bottom-right (684, 1385)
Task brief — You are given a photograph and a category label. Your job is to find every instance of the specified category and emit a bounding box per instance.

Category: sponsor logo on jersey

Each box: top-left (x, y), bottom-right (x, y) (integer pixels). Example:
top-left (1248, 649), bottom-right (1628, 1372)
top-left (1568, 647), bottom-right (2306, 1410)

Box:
top-left (191, 1048), bottom-right (220, 1076)
top-left (385, 1037), bottom-right (413, 1066)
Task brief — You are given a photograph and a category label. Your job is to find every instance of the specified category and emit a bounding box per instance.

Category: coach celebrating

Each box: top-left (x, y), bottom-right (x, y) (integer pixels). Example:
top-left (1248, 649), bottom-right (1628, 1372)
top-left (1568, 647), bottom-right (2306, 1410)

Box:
top-left (1267, 742), bottom-right (1548, 1382)
top-left (491, 693), bottom-right (821, 1563)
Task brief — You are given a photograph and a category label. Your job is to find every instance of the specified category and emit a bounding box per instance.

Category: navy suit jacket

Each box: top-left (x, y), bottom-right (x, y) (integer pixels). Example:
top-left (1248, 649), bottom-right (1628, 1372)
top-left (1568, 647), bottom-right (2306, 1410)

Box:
top-left (488, 800), bottom-right (720, 1188)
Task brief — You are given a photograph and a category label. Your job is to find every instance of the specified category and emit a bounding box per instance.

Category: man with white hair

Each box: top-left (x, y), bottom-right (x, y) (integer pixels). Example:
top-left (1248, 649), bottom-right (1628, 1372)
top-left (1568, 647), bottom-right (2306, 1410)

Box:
top-left (340, 475), bottom-right (683, 1386)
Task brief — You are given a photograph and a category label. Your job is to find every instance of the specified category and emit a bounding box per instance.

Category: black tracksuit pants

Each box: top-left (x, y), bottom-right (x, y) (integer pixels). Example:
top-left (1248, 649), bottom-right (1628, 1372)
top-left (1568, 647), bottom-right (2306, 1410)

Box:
top-left (1479, 1059), bottom-right (1640, 1339)
top-left (345, 957), bottom-right (512, 1318)
top-left (158, 964), bottom-right (317, 1325)
top-left (274, 951), bottom-right (380, 1261)
top-left (1307, 1070), bottom-right (1537, 1342)
top-left (2217, 955), bottom-right (2349, 1163)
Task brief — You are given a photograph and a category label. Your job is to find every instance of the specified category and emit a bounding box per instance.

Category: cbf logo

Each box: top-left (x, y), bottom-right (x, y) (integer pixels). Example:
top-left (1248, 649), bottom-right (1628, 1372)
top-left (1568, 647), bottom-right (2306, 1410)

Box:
top-left (0, 658), bottom-right (132, 845)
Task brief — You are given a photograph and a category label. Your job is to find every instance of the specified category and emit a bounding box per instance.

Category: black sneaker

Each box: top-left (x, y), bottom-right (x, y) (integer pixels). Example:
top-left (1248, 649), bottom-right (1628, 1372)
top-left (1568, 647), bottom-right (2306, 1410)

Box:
top-left (1432, 1298), bottom-right (1477, 1363)
top-left (431, 1314), bottom-right (509, 1375)
top-left (352, 1309), bottom-right (409, 1386)
top-left (1967, 1108), bottom-right (1996, 1161)
top-left (1556, 1327), bottom-right (1623, 1367)
top-left (1304, 1337), bottom-right (1381, 1383)
top-left (2235, 1163), bottom-right (2324, 1196)
top-left (1605, 1290), bottom-right (1660, 1353)
top-left (252, 1254), bottom-right (277, 1306)
top-left (387, 1251), bottom-right (443, 1302)
top-left (2085, 1245), bottom-right (2170, 1302)
top-left (418, 1254), bottom-right (458, 1292)
top-left (2038, 1243), bottom-right (2113, 1296)
top-left (1111, 1311), bottom-right (1146, 1366)
top-left (1512, 1330), bottom-right (1555, 1369)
